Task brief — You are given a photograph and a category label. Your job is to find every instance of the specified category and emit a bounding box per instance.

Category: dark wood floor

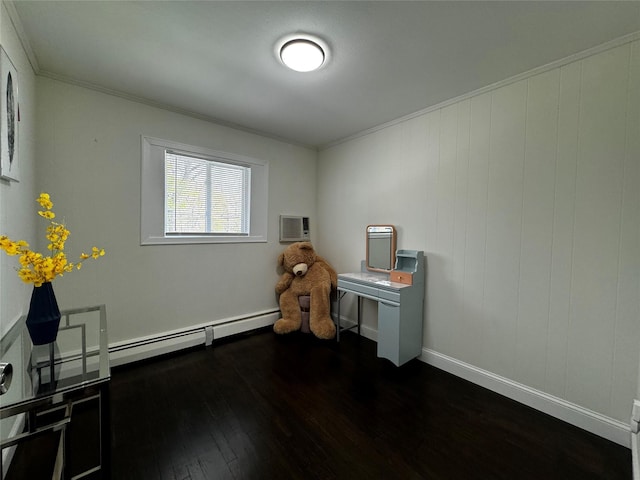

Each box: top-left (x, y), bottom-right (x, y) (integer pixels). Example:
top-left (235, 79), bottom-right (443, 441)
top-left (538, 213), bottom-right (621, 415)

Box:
top-left (110, 329), bottom-right (631, 480)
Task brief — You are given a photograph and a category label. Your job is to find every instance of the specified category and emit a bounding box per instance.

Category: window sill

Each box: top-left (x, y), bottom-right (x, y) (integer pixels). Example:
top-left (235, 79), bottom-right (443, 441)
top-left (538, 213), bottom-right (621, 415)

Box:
top-left (141, 235), bottom-right (267, 245)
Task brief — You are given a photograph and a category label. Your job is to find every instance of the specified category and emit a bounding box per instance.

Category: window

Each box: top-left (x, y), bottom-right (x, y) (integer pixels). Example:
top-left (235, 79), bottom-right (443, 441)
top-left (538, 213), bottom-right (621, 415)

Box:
top-left (141, 136), bottom-right (268, 245)
top-left (165, 152), bottom-right (250, 235)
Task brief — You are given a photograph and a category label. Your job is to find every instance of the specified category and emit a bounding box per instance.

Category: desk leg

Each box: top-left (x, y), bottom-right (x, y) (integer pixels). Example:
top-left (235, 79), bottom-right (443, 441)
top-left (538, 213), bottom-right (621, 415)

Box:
top-left (336, 291), bottom-right (362, 342)
top-left (49, 344), bottom-right (55, 385)
top-left (336, 291), bottom-right (341, 342)
top-left (100, 383), bottom-right (111, 479)
top-left (357, 296), bottom-right (362, 336)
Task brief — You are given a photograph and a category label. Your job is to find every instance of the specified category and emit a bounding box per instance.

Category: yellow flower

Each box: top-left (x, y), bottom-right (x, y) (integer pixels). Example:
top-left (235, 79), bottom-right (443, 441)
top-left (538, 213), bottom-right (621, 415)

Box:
top-left (38, 210), bottom-right (56, 220)
top-left (0, 239), bottom-right (23, 256)
top-left (37, 193), bottom-right (53, 210)
top-left (0, 193), bottom-right (105, 286)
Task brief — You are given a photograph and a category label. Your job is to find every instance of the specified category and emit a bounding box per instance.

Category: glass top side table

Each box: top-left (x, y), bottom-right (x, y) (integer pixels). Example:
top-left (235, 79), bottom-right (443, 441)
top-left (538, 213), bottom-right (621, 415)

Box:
top-left (0, 304), bottom-right (110, 480)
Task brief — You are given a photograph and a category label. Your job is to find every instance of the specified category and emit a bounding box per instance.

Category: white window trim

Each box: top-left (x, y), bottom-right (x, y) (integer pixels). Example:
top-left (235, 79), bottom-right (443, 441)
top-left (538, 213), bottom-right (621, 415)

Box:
top-left (141, 136), bottom-right (268, 245)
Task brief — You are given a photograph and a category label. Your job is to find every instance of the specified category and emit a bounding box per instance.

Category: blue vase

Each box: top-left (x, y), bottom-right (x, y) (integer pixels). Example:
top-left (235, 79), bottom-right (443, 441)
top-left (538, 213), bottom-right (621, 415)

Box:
top-left (26, 282), bottom-right (61, 345)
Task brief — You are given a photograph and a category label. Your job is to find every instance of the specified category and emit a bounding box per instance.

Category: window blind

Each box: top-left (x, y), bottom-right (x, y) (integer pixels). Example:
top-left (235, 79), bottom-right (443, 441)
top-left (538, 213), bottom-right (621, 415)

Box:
top-left (165, 151), bottom-right (250, 235)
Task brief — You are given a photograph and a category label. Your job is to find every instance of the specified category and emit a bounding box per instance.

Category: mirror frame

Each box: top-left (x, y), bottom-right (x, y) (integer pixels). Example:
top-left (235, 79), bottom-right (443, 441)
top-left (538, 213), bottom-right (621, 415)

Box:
top-left (366, 225), bottom-right (397, 272)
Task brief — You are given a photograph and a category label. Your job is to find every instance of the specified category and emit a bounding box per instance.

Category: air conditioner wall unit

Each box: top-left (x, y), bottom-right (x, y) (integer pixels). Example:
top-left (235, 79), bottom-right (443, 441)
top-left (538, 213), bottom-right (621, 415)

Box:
top-left (279, 215), bottom-right (310, 242)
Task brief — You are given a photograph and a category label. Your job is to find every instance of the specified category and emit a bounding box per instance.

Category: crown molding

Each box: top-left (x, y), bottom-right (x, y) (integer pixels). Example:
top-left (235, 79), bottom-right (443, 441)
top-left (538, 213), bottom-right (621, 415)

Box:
top-left (4, 0), bottom-right (40, 74)
top-left (321, 30), bottom-right (640, 151)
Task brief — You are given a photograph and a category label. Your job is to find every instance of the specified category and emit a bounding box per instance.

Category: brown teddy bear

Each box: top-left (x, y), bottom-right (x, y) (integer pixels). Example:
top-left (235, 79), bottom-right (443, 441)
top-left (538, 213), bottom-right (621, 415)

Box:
top-left (274, 242), bottom-right (337, 339)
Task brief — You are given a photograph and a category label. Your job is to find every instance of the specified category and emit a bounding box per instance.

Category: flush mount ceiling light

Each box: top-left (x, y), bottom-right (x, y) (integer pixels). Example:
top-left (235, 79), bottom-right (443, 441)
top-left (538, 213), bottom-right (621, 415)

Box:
top-left (277, 34), bottom-right (329, 73)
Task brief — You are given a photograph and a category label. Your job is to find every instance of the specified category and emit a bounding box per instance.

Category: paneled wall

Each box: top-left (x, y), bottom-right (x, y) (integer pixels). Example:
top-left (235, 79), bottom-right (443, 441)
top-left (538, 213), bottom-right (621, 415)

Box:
top-left (317, 39), bottom-right (639, 428)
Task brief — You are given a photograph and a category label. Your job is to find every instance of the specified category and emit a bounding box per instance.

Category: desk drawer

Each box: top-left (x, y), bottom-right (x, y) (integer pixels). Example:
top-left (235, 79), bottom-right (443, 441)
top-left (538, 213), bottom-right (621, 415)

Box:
top-left (378, 289), bottom-right (400, 304)
top-left (338, 280), bottom-right (379, 299)
top-left (390, 271), bottom-right (413, 285)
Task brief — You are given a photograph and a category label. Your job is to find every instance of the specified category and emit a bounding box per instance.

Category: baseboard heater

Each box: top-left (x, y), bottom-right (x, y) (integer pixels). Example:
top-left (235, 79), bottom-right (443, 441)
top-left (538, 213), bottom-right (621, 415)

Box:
top-left (109, 309), bottom-right (279, 367)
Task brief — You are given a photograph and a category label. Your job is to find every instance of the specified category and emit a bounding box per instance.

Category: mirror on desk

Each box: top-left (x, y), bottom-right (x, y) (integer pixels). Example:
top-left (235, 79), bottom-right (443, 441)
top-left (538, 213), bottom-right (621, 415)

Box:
top-left (366, 225), bottom-right (397, 272)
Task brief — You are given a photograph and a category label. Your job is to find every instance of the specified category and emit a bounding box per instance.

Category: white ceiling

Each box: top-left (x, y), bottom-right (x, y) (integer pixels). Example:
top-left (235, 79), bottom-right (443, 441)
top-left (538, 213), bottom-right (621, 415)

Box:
top-left (9, 1), bottom-right (640, 149)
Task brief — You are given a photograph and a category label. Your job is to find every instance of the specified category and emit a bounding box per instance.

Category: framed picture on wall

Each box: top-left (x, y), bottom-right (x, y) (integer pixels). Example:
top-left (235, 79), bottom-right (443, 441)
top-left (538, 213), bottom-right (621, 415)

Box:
top-left (0, 46), bottom-right (19, 182)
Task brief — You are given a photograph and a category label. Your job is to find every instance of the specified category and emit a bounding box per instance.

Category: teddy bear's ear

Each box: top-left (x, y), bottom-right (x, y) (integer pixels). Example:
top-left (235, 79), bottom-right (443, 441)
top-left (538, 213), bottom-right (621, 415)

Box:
top-left (299, 242), bottom-right (313, 250)
top-left (278, 253), bottom-right (285, 266)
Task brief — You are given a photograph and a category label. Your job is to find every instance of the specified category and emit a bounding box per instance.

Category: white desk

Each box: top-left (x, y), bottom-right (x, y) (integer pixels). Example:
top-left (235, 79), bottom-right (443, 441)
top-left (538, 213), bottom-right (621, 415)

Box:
top-left (336, 251), bottom-right (424, 366)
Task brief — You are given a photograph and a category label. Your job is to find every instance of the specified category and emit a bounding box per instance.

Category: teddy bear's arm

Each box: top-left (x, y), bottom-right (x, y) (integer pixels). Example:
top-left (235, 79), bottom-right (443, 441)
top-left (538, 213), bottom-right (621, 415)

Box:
top-left (275, 272), bottom-right (294, 294)
top-left (315, 255), bottom-right (338, 290)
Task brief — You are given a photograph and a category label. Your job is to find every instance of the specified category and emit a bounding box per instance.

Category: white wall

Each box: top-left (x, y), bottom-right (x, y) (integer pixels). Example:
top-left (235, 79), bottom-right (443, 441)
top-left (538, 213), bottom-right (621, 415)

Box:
top-left (0, 1), bottom-right (37, 338)
top-left (0, 2), bottom-right (39, 472)
top-left (35, 77), bottom-right (317, 346)
top-left (4, 0), bottom-right (639, 449)
top-left (318, 39), bottom-right (640, 431)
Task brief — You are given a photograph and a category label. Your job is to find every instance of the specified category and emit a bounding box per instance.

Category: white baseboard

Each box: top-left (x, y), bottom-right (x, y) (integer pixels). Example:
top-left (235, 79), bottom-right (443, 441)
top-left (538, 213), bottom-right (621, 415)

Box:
top-left (333, 313), bottom-right (378, 342)
top-left (357, 323), bottom-right (378, 342)
top-left (421, 348), bottom-right (631, 447)
top-left (109, 309), bottom-right (279, 367)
